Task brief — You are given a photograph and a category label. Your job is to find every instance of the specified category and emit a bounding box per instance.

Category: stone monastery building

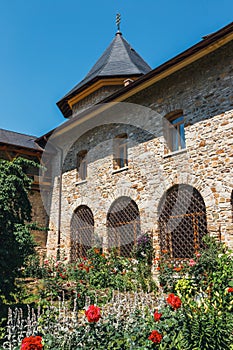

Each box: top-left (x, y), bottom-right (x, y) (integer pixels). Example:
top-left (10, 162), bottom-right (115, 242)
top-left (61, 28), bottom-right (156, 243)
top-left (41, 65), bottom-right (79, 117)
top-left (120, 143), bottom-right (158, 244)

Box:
top-left (1, 21), bottom-right (233, 260)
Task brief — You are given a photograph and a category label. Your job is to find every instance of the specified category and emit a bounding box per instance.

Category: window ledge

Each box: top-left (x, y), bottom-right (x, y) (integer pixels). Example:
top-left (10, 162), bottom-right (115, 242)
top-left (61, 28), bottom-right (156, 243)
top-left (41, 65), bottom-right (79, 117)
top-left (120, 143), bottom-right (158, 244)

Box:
top-left (112, 166), bottom-right (128, 174)
top-left (75, 179), bottom-right (87, 186)
top-left (163, 148), bottom-right (187, 159)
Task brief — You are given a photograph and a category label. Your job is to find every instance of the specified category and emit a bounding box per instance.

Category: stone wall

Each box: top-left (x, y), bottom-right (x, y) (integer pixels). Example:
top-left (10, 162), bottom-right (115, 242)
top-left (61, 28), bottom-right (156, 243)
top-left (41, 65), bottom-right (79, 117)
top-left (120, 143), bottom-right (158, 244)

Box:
top-left (72, 86), bottom-right (123, 116)
top-left (126, 41), bottom-right (233, 123)
top-left (46, 40), bottom-right (233, 258)
top-left (29, 190), bottom-right (48, 253)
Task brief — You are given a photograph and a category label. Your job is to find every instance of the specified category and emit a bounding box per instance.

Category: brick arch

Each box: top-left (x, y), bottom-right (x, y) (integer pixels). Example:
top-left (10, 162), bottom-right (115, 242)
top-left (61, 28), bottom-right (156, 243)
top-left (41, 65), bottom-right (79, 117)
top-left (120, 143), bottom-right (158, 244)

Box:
top-left (69, 196), bottom-right (99, 217)
top-left (106, 182), bottom-right (137, 209)
top-left (158, 184), bottom-right (207, 259)
top-left (70, 205), bottom-right (94, 261)
top-left (106, 196), bottom-right (140, 257)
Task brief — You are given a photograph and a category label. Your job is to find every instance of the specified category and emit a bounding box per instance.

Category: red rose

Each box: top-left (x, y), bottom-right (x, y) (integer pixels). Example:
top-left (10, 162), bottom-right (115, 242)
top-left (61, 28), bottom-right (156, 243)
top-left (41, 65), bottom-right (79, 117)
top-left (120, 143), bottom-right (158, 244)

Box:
top-left (20, 336), bottom-right (43, 350)
top-left (228, 287), bottom-right (233, 293)
top-left (85, 305), bottom-right (101, 323)
top-left (167, 293), bottom-right (182, 309)
top-left (148, 330), bottom-right (163, 343)
top-left (154, 311), bottom-right (162, 321)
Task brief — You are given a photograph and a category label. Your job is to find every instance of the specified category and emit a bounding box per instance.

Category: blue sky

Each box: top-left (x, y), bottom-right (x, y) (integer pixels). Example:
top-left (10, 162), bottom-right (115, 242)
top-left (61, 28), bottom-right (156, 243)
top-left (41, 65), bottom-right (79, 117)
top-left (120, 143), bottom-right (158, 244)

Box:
top-left (0, 0), bottom-right (232, 136)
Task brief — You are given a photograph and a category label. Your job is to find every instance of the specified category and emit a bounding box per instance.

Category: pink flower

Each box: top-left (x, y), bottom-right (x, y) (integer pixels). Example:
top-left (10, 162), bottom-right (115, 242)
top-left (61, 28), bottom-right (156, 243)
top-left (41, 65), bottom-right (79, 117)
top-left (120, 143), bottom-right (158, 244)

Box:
top-left (189, 259), bottom-right (196, 267)
top-left (43, 259), bottom-right (49, 265)
top-left (195, 252), bottom-right (201, 258)
top-left (55, 260), bottom-right (61, 268)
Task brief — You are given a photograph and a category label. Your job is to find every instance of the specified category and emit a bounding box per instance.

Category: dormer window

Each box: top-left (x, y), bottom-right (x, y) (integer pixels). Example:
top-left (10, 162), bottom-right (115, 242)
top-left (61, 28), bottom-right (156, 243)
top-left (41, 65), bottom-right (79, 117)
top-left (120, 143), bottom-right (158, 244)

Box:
top-left (113, 134), bottom-right (128, 169)
top-left (77, 150), bottom-right (87, 180)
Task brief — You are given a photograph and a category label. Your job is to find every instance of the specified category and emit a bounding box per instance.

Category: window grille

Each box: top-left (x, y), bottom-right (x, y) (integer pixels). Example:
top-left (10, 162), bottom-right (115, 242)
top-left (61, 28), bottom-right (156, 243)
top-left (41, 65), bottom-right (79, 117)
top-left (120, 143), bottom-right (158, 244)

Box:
top-left (70, 205), bottom-right (94, 261)
top-left (107, 196), bottom-right (140, 257)
top-left (158, 185), bottom-right (207, 260)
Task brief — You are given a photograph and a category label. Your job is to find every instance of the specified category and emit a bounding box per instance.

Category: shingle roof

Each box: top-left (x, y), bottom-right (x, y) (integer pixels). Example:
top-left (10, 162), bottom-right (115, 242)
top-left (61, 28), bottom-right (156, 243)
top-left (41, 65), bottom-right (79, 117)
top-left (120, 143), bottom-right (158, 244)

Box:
top-left (57, 32), bottom-right (151, 118)
top-left (0, 128), bottom-right (42, 151)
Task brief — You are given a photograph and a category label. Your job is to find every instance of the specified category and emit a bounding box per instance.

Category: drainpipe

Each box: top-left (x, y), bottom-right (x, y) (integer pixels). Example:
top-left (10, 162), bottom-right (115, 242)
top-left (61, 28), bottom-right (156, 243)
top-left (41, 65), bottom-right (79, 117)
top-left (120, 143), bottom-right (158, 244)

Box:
top-left (56, 145), bottom-right (63, 261)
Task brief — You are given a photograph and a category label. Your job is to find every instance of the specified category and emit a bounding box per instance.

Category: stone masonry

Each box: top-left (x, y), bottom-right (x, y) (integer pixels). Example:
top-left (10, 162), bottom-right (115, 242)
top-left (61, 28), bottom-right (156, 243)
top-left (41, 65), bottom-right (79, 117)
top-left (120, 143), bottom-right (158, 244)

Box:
top-left (46, 40), bottom-right (233, 258)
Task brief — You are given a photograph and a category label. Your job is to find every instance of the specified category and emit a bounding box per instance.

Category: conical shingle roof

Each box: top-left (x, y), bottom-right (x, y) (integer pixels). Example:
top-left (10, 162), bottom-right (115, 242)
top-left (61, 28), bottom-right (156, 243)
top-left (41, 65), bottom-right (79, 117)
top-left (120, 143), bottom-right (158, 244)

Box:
top-left (57, 32), bottom-right (151, 117)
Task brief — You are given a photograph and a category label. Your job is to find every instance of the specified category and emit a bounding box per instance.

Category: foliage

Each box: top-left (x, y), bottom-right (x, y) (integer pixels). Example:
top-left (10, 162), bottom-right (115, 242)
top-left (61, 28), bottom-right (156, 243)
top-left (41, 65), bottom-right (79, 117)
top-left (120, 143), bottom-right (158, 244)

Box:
top-left (174, 236), bottom-right (233, 350)
top-left (22, 254), bottom-right (44, 279)
top-left (38, 248), bottom-right (156, 306)
top-left (0, 158), bottom-right (37, 305)
top-left (133, 232), bottom-right (154, 265)
top-left (157, 235), bottom-right (233, 349)
top-left (2, 232), bottom-right (233, 349)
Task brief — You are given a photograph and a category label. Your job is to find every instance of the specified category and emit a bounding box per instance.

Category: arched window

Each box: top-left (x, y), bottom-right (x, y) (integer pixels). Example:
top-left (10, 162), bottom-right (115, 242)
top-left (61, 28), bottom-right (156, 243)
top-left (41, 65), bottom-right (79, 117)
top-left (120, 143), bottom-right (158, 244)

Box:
top-left (107, 196), bottom-right (140, 257)
top-left (70, 205), bottom-right (94, 261)
top-left (158, 184), bottom-right (207, 259)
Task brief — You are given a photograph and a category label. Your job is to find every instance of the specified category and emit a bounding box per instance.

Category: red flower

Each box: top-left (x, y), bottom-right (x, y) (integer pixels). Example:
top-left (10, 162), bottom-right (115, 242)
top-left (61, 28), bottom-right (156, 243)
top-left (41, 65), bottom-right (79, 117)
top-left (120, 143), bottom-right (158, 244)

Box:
top-left (20, 336), bottom-right (43, 350)
top-left (167, 293), bottom-right (182, 309)
top-left (85, 305), bottom-right (101, 323)
top-left (228, 287), bottom-right (233, 293)
top-left (154, 311), bottom-right (162, 321)
top-left (148, 330), bottom-right (163, 343)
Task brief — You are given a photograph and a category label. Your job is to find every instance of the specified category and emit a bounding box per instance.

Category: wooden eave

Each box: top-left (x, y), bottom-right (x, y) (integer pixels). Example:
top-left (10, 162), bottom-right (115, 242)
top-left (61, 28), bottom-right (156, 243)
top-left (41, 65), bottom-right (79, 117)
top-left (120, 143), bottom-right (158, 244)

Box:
top-left (67, 76), bottom-right (140, 109)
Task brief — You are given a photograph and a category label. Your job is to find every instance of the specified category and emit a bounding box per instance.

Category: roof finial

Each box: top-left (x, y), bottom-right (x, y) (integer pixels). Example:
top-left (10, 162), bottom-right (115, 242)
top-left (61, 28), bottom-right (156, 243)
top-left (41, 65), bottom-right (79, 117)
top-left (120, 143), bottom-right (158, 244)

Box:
top-left (116, 13), bottom-right (121, 34)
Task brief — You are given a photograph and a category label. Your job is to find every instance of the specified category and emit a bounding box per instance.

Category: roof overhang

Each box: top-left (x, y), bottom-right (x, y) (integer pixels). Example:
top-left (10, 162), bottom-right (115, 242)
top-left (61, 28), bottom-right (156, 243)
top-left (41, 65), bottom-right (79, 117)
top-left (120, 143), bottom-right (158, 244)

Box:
top-left (67, 76), bottom-right (140, 110)
top-left (57, 74), bottom-right (142, 118)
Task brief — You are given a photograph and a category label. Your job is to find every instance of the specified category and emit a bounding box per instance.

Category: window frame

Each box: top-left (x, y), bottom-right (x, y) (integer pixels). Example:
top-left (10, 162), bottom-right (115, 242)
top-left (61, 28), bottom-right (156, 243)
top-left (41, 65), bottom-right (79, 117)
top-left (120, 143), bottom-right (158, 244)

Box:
top-left (77, 150), bottom-right (88, 181)
top-left (165, 111), bottom-right (186, 153)
top-left (113, 133), bottom-right (128, 170)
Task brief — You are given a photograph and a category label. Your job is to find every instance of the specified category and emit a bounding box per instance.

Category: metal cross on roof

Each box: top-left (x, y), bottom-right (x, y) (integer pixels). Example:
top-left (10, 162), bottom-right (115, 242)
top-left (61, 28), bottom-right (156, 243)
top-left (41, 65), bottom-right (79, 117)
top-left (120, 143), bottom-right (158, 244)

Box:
top-left (116, 13), bottom-right (121, 32)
